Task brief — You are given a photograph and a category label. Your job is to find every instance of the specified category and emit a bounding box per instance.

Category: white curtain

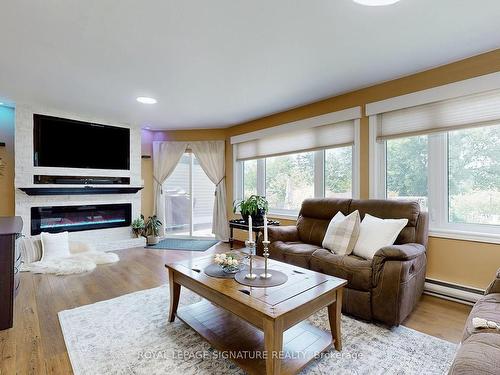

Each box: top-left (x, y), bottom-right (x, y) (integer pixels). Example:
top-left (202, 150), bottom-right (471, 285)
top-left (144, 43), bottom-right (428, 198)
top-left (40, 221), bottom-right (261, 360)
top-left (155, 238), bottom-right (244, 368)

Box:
top-left (190, 141), bottom-right (230, 241)
top-left (152, 141), bottom-right (188, 235)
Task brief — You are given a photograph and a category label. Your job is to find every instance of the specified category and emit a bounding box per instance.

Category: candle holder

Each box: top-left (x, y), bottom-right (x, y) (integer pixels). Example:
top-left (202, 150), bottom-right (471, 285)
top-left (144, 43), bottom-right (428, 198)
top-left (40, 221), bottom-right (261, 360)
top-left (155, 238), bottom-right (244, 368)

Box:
top-left (260, 240), bottom-right (272, 279)
top-left (244, 240), bottom-right (257, 280)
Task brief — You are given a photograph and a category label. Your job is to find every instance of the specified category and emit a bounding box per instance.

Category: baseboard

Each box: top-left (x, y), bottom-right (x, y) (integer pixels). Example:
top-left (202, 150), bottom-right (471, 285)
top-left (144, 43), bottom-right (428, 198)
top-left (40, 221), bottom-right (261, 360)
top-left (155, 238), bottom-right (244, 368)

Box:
top-left (424, 278), bottom-right (484, 306)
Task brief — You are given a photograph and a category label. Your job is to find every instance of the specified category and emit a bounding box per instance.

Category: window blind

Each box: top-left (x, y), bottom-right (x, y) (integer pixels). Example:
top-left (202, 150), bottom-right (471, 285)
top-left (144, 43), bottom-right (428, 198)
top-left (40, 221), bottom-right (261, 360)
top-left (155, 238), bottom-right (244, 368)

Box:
top-left (235, 120), bottom-right (355, 161)
top-left (378, 88), bottom-right (500, 140)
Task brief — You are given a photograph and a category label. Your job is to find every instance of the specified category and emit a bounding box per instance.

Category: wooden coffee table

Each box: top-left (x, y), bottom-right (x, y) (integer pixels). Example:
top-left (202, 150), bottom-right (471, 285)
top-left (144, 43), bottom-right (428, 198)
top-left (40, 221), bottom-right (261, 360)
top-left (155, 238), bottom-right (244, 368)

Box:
top-left (166, 254), bottom-right (346, 375)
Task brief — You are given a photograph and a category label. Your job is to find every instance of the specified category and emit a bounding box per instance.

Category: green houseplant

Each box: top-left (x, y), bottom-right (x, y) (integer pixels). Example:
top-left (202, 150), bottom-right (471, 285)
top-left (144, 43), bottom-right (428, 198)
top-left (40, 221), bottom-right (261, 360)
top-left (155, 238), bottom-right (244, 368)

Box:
top-left (145, 215), bottom-right (162, 245)
top-left (233, 195), bottom-right (268, 225)
top-left (131, 215), bottom-right (145, 238)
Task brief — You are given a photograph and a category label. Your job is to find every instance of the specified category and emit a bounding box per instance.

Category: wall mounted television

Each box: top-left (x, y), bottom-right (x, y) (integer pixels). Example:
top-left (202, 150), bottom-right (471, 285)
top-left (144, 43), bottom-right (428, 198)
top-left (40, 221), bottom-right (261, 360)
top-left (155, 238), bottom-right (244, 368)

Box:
top-left (33, 114), bottom-right (130, 170)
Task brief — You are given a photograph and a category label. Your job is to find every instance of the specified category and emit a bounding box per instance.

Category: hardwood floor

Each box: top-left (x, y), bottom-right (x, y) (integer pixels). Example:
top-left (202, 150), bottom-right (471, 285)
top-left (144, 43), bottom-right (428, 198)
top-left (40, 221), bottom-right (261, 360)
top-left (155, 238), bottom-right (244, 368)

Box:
top-left (0, 243), bottom-right (471, 374)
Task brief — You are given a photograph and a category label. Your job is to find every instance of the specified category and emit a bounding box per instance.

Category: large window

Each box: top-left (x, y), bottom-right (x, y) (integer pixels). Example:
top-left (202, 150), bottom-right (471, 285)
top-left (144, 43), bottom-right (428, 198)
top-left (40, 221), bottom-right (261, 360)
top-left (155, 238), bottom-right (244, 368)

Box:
top-left (377, 123), bottom-right (500, 237)
top-left (239, 145), bottom-right (355, 215)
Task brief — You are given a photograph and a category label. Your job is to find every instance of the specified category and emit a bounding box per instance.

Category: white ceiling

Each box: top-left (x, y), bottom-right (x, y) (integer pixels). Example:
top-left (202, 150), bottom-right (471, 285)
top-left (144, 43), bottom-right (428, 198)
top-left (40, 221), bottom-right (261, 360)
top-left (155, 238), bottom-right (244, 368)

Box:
top-left (0, 0), bottom-right (499, 129)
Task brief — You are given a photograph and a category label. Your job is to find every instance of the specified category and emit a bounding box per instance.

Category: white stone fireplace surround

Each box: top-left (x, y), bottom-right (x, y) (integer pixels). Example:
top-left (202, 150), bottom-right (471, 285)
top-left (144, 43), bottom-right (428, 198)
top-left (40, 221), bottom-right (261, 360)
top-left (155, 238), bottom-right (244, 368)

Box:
top-left (15, 104), bottom-right (145, 251)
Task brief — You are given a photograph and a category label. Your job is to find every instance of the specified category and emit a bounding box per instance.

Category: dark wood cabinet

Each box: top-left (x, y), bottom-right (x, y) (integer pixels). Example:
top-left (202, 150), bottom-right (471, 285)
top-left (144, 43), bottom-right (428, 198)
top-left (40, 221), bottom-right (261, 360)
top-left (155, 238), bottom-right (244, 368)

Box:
top-left (0, 216), bottom-right (23, 330)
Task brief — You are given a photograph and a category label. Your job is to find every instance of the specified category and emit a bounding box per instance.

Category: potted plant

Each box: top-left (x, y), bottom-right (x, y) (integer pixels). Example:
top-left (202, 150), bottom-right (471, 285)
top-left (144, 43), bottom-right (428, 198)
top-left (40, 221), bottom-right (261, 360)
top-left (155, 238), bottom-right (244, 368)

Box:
top-left (131, 215), bottom-right (145, 238)
top-left (145, 215), bottom-right (162, 245)
top-left (233, 195), bottom-right (268, 226)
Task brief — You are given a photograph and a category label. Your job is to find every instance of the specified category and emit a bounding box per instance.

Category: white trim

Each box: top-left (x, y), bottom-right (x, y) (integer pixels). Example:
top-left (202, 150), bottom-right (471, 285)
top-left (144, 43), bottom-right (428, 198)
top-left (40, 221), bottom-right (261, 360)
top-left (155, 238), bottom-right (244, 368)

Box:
top-left (430, 229), bottom-right (500, 245)
top-left (352, 119), bottom-right (361, 199)
top-left (314, 150), bottom-right (324, 198)
top-left (368, 115), bottom-right (379, 198)
top-left (366, 71), bottom-right (500, 116)
top-left (230, 106), bottom-right (362, 144)
top-left (232, 144), bottom-right (242, 201)
top-left (424, 278), bottom-right (483, 305)
top-left (256, 159), bottom-right (266, 196)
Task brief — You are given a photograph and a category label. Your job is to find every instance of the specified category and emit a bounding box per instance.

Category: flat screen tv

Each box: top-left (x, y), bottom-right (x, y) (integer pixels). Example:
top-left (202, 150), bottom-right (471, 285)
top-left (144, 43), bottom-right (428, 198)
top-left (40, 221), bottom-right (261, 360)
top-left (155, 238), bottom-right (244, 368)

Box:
top-left (34, 114), bottom-right (130, 170)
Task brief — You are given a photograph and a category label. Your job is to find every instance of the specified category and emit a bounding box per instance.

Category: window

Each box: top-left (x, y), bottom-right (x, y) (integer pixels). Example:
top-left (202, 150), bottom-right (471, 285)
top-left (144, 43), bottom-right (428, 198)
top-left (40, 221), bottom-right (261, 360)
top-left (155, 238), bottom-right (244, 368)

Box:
top-left (232, 108), bottom-right (361, 216)
top-left (378, 124), bottom-right (500, 235)
top-left (385, 135), bottom-right (428, 210)
top-left (448, 125), bottom-right (500, 225)
top-left (325, 146), bottom-right (353, 198)
top-left (370, 82), bottom-right (500, 240)
top-left (235, 145), bottom-right (357, 215)
top-left (265, 151), bottom-right (314, 211)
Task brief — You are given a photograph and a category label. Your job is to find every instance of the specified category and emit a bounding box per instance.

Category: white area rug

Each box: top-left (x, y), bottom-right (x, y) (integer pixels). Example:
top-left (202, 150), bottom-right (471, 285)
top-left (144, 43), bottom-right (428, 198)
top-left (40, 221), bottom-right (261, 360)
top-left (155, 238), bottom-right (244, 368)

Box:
top-left (59, 285), bottom-right (457, 375)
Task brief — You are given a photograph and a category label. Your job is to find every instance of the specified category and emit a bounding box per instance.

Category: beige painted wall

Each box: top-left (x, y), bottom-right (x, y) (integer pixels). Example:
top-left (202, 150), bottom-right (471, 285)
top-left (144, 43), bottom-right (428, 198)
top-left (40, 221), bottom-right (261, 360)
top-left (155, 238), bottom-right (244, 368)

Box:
top-left (0, 106), bottom-right (15, 216)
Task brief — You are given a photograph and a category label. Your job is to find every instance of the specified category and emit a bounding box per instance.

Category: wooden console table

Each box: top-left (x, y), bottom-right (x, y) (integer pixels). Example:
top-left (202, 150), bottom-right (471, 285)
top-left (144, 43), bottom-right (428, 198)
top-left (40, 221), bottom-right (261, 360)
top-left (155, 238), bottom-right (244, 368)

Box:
top-left (229, 219), bottom-right (280, 253)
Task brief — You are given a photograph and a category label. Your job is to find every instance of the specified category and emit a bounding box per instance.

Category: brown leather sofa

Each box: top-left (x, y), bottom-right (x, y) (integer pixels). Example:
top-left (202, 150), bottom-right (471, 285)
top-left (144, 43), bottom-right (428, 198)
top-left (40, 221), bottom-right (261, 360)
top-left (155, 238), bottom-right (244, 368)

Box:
top-left (448, 269), bottom-right (500, 374)
top-left (266, 198), bottom-right (428, 326)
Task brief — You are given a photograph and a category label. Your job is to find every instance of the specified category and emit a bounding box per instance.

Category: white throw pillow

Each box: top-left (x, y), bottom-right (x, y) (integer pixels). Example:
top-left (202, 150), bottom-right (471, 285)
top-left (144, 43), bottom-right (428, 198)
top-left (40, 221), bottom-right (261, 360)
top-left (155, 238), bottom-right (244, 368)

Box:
top-left (322, 211), bottom-right (360, 255)
top-left (41, 232), bottom-right (71, 261)
top-left (353, 214), bottom-right (408, 259)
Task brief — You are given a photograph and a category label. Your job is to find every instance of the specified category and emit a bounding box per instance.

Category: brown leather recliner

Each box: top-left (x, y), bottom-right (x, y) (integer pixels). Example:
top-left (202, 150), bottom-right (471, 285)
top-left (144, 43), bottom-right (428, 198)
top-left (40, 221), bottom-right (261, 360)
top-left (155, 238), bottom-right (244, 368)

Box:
top-left (266, 198), bottom-right (428, 326)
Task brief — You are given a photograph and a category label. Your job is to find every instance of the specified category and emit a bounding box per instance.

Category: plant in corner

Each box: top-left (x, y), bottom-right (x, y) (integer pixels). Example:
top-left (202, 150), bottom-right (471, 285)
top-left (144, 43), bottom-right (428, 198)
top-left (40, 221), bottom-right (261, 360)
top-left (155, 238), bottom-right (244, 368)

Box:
top-left (233, 195), bottom-right (268, 226)
top-left (131, 215), bottom-right (145, 238)
top-left (145, 215), bottom-right (162, 245)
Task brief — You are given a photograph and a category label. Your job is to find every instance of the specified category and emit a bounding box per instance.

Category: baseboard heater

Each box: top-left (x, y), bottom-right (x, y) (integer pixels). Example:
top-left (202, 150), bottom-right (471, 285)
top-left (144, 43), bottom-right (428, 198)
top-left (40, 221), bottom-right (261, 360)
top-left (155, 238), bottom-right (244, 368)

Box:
top-left (424, 278), bottom-right (484, 305)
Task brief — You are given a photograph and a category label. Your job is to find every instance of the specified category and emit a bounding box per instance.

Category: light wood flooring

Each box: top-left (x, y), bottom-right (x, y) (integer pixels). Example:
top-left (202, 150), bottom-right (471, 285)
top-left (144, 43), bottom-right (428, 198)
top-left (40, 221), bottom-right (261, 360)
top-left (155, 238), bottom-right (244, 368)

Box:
top-left (0, 242), bottom-right (471, 374)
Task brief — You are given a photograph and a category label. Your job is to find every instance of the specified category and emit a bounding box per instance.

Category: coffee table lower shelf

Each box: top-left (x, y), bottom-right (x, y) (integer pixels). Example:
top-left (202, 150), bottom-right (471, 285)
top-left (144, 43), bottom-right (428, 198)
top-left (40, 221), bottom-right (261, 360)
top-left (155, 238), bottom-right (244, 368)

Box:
top-left (176, 300), bottom-right (333, 375)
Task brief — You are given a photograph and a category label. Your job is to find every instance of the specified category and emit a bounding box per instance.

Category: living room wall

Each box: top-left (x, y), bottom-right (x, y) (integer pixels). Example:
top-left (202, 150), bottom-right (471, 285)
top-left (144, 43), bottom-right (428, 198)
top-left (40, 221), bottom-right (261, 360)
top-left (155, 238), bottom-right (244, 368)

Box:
top-left (0, 106), bottom-right (15, 216)
top-left (224, 49), bottom-right (500, 290)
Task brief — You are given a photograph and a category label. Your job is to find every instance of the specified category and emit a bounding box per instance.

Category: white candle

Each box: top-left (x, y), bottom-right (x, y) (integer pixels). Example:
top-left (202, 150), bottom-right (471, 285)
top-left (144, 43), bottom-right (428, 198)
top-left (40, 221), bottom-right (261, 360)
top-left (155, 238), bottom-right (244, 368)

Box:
top-left (248, 215), bottom-right (253, 242)
top-left (263, 214), bottom-right (268, 242)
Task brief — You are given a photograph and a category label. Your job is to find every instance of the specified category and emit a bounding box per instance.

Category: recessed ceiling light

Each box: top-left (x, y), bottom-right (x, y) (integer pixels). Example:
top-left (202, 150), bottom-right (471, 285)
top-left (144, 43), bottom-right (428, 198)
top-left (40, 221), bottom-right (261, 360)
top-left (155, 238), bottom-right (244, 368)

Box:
top-left (353, 0), bottom-right (401, 5)
top-left (136, 96), bottom-right (157, 104)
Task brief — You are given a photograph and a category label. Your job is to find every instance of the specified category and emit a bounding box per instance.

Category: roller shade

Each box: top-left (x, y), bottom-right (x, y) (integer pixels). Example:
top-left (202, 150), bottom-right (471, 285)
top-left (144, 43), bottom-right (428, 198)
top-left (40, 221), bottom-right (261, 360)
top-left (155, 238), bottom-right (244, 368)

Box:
top-left (235, 120), bottom-right (354, 161)
top-left (378, 89), bottom-right (500, 140)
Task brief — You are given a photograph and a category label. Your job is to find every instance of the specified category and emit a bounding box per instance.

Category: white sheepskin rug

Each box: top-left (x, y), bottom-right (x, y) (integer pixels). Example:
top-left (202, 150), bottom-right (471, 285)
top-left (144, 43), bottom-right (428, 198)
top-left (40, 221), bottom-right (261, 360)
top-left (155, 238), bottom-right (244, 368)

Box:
top-left (23, 251), bottom-right (119, 276)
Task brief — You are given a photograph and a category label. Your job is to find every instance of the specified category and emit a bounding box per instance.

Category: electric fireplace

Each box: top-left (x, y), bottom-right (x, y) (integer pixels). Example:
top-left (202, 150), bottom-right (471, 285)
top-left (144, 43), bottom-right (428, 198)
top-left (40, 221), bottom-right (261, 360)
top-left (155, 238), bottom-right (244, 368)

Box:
top-left (31, 203), bottom-right (132, 235)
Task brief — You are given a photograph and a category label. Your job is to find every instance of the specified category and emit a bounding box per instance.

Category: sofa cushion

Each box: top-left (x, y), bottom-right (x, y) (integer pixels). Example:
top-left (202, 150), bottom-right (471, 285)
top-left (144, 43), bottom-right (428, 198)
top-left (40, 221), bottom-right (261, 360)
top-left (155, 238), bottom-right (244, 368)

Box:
top-left (352, 214), bottom-right (408, 260)
top-left (310, 249), bottom-right (373, 291)
top-left (449, 332), bottom-right (500, 375)
top-left (269, 241), bottom-right (321, 269)
top-left (297, 198), bottom-right (351, 246)
top-left (349, 199), bottom-right (420, 245)
top-left (322, 211), bottom-right (360, 255)
top-left (462, 293), bottom-right (500, 342)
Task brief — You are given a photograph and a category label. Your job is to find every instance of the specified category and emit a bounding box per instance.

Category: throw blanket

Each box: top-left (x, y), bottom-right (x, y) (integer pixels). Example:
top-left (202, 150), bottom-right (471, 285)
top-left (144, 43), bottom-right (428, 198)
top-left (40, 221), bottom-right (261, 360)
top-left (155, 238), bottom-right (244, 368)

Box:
top-left (20, 238), bottom-right (119, 275)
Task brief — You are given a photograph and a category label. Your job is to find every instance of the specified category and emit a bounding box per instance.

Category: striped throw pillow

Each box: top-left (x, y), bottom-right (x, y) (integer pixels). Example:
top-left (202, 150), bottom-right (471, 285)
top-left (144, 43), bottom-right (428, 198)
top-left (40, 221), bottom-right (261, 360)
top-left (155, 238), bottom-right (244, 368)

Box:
top-left (322, 210), bottom-right (360, 255)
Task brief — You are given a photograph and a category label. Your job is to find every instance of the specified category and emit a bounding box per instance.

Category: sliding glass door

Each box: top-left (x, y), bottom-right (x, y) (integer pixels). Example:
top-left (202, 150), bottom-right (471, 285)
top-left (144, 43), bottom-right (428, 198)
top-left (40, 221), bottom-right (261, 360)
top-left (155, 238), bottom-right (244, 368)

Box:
top-left (163, 152), bottom-right (215, 238)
